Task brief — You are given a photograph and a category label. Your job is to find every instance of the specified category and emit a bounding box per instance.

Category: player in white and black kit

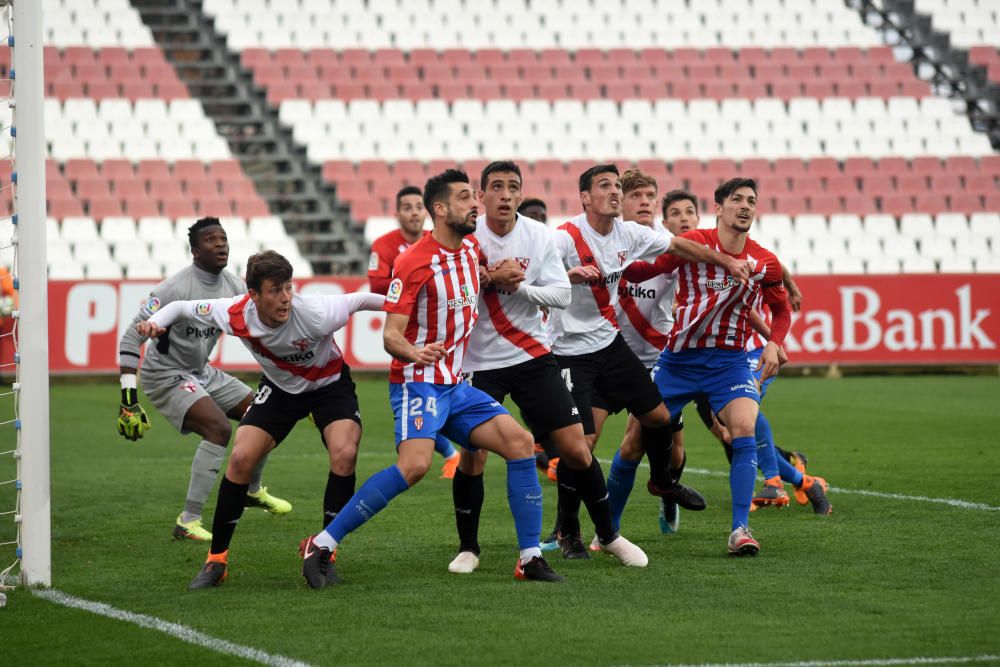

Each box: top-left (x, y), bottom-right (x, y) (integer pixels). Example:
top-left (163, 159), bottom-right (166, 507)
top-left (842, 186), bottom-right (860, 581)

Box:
top-left (117, 218), bottom-right (290, 541)
top-left (448, 162), bottom-right (647, 573)
top-left (136, 251), bottom-right (384, 588)
top-left (549, 164), bottom-right (750, 557)
top-left (599, 175), bottom-right (706, 544)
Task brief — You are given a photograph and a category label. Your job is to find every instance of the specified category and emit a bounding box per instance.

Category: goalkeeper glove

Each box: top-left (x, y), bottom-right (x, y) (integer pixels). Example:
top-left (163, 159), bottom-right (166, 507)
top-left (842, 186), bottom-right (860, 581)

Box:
top-left (117, 384), bottom-right (151, 441)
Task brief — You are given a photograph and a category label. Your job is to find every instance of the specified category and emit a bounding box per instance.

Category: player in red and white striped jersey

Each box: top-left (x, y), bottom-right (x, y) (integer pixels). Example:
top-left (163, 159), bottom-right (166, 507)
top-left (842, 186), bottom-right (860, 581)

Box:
top-left (139, 251), bottom-right (385, 588)
top-left (301, 169), bottom-right (563, 586)
top-left (547, 164), bottom-right (750, 557)
top-left (368, 185), bottom-right (462, 478)
top-left (448, 161), bottom-right (647, 573)
top-left (625, 178), bottom-right (793, 556)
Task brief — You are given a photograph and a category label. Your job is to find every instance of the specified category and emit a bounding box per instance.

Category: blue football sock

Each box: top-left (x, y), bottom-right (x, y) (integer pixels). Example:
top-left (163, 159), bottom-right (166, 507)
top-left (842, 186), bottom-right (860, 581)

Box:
top-left (730, 436), bottom-right (757, 531)
top-left (434, 433), bottom-right (457, 459)
top-left (778, 453), bottom-right (804, 487)
top-left (506, 457), bottom-right (543, 550)
top-left (755, 413), bottom-right (780, 480)
top-left (325, 465), bottom-right (409, 542)
top-left (607, 449), bottom-right (640, 532)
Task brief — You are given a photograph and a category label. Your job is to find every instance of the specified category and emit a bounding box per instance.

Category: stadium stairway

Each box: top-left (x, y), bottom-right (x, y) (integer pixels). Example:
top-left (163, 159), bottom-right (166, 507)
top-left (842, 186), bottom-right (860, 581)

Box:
top-left (129, 0), bottom-right (367, 274)
top-left (852, 0), bottom-right (1000, 149)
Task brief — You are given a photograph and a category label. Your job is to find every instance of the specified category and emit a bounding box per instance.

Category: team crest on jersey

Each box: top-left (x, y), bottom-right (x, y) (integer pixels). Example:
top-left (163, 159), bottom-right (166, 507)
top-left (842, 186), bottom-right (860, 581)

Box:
top-left (515, 257), bottom-right (530, 270)
top-left (368, 252), bottom-right (379, 271)
top-left (292, 337), bottom-right (309, 352)
top-left (144, 296), bottom-right (161, 314)
top-left (413, 416), bottom-right (424, 430)
top-left (617, 250), bottom-right (627, 266)
top-left (195, 302), bottom-right (212, 315)
top-left (386, 278), bottom-right (403, 304)
top-left (180, 382), bottom-right (197, 393)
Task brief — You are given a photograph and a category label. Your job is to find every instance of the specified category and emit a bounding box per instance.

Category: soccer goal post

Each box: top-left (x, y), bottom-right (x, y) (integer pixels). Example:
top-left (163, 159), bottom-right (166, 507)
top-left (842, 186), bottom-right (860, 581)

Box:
top-left (9, 0), bottom-right (51, 588)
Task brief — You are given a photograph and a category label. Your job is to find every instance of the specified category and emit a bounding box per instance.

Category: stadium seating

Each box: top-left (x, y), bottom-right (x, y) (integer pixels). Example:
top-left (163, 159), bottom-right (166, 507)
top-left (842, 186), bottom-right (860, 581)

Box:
top-left (22, 0), bottom-right (998, 277)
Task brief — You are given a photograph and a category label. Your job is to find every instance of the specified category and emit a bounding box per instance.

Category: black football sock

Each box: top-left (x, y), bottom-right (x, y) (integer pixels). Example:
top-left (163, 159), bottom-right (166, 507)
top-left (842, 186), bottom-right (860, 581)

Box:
top-left (641, 425), bottom-right (674, 489)
top-left (776, 446), bottom-right (794, 463)
top-left (574, 457), bottom-right (617, 544)
top-left (452, 469), bottom-right (483, 555)
top-left (323, 471), bottom-right (356, 530)
top-left (556, 458), bottom-right (582, 537)
top-left (210, 476), bottom-right (249, 555)
top-left (671, 451), bottom-right (687, 484)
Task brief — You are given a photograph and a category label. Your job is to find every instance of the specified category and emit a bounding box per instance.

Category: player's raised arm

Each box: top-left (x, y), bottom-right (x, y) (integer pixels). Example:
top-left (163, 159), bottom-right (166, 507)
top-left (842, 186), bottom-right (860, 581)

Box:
top-left (383, 311), bottom-right (446, 365)
top-left (667, 236), bottom-right (751, 282)
top-left (137, 297), bottom-right (231, 339)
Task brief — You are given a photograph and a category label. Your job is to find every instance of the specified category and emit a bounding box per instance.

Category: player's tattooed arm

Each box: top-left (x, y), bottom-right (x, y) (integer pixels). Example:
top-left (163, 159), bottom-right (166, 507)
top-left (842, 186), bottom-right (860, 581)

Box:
top-left (383, 312), bottom-right (447, 365)
top-left (667, 237), bottom-right (751, 282)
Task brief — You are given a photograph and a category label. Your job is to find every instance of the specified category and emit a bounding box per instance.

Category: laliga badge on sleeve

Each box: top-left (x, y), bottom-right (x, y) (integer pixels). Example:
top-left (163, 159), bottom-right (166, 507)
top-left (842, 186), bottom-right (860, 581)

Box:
top-left (386, 278), bottom-right (403, 304)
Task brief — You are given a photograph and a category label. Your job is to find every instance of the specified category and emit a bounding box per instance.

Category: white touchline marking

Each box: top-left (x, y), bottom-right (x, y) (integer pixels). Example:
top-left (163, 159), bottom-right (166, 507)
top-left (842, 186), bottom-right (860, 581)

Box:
top-left (32, 589), bottom-right (315, 667)
top-left (595, 459), bottom-right (1000, 512)
top-left (634, 656), bottom-right (1000, 667)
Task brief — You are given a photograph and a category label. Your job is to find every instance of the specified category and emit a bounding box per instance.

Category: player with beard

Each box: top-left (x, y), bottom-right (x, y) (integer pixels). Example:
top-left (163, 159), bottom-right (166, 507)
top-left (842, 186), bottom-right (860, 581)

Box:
top-left (299, 169), bottom-right (563, 587)
top-left (368, 185), bottom-right (462, 479)
top-left (547, 164), bottom-right (750, 559)
top-left (448, 161), bottom-right (647, 574)
top-left (117, 218), bottom-right (290, 542)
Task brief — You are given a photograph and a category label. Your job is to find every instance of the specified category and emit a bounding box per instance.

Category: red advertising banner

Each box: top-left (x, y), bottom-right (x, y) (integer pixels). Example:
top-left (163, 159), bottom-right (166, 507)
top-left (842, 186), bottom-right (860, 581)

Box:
top-left (34, 274), bottom-right (1000, 374)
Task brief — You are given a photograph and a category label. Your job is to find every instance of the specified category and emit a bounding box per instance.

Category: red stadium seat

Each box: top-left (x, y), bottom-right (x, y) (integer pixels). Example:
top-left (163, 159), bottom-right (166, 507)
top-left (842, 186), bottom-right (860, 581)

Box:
top-left (983, 193), bottom-right (1000, 212)
top-left (474, 49), bottom-right (506, 68)
top-left (944, 156), bottom-right (978, 176)
top-left (802, 47), bottom-right (833, 66)
top-left (208, 160), bottom-right (243, 181)
top-left (341, 49), bottom-right (372, 67)
top-left (843, 157), bottom-right (877, 178)
top-left (233, 199), bottom-right (270, 218)
top-left (786, 62), bottom-right (817, 80)
top-left (88, 198), bottom-right (124, 219)
top-left (351, 199), bottom-right (385, 219)
top-left (772, 193), bottom-right (808, 217)
top-left (97, 47), bottom-right (130, 67)
top-left (769, 47), bottom-right (798, 67)
top-left (735, 80), bottom-right (768, 98)
top-left (503, 82), bottom-right (534, 101)
top-left (199, 199), bottom-right (234, 217)
top-left (173, 160), bottom-right (206, 182)
top-left (367, 82), bottom-right (400, 101)
top-left (65, 46), bottom-right (96, 66)
top-left (880, 194), bottom-right (914, 217)
top-left (536, 81), bottom-right (569, 101)
top-left (241, 48), bottom-right (271, 69)
top-left (670, 159), bottom-right (704, 180)
top-left (637, 48), bottom-right (669, 68)
top-left (868, 80), bottom-right (900, 99)
top-left (507, 49), bottom-right (538, 68)
top-left (436, 82), bottom-right (469, 102)
top-left (607, 48), bottom-right (638, 66)
top-left (306, 48), bottom-right (338, 67)
top-left (928, 173), bottom-right (962, 193)
top-left (866, 47), bottom-right (895, 65)
top-left (358, 160), bottom-right (391, 183)
top-left (843, 194), bottom-right (878, 216)
top-left (76, 178), bottom-right (113, 200)
top-left (835, 81), bottom-right (867, 98)
top-left (832, 47), bottom-right (865, 66)
top-left (914, 194), bottom-right (949, 215)
top-left (126, 198), bottom-right (162, 218)
top-left (442, 49), bottom-right (473, 68)
top-left (803, 80), bottom-right (836, 98)
top-left (703, 81), bottom-right (735, 101)
top-left (911, 156), bottom-right (943, 177)
top-left (540, 49), bottom-right (572, 67)
top-left (896, 173), bottom-right (929, 195)
top-left (669, 80), bottom-right (699, 101)
top-left (149, 181), bottom-right (184, 200)
top-left (322, 160), bottom-right (355, 183)
top-left (736, 47), bottom-right (769, 67)
top-left (965, 173), bottom-right (997, 197)
top-left (825, 174), bottom-right (858, 197)
top-left (862, 174), bottom-right (895, 197)
top-left (570, 81), bottom-right (602, 98)
top-left (739, 158), bottom-right (772, 180)
top-left (604, 81), bottom-right (637, 102)
top-left (48, 197), bottom-right (86, 218)
top-left (806, 157), bottom-right (840, 178)
top-left (809, 194), bottom-right (843, 216)
top-left (113, 179), bottom-right (146, 200)
top-left (373, 49), bottom-right (405, 67)
top-left (979, 155), bottom-right (1000, 175)
top-left (156, 82), bottom-right (190, 100)
top-left (876, 157), bottom-right (909, 177)
top-left (52, 80), bottom-right (86, 100)
top-left (636, 159), bottom-right (669, 182)
top-left (770, 80), bottom-right (803, 101)
top-left (274, 48), bottom-right (306, 68)
top-left (46, 181), bottom-right (74, 199)
top-left (186, 181), bottom-right (219, 199)
top-left (333, 82), bottom-right (366, 100)
top-left (773, 158), bottom-right (807, 180)
top-left (65, 159), bottom-right (101, 181)
top-left (392, 159), bottom-right (426, 186)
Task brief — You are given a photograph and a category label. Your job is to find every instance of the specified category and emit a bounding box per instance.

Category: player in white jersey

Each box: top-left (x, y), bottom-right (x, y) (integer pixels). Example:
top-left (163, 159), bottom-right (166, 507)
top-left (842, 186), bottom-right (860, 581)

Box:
top-left (117, 218), bottom-right (289, 541)
top-left (137, 250), bottom-right (384, 588)
top-left (448, 161), bottom-right (647, 573)
top-left (598, 177), bottom-right (707, 548)
top-left (548, 163), bottom-right (751, 557)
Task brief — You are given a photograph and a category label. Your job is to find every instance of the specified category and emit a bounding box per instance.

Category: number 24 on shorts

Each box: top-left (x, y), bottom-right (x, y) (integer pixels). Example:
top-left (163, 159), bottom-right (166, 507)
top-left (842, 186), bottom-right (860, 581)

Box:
top-left (409, 395), bottom-right (438, 416)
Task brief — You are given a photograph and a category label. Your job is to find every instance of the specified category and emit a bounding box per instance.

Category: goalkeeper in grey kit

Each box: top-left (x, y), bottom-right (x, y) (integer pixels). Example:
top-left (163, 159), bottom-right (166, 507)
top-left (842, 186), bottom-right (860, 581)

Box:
top-left (117, 217), bottom-right (291, 541)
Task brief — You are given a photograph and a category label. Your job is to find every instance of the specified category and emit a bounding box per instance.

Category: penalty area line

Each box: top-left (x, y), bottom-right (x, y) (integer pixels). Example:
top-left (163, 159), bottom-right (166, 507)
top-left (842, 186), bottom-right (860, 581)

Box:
top-left (635, 656), bottom-right (1000, 667)
top-left (32, 589), bottom-right (315, 667)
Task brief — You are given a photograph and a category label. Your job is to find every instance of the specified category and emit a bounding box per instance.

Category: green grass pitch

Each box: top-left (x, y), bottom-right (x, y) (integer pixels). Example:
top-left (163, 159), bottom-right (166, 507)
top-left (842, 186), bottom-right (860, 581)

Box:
top-left (3, 375), bottom-right (999, 666)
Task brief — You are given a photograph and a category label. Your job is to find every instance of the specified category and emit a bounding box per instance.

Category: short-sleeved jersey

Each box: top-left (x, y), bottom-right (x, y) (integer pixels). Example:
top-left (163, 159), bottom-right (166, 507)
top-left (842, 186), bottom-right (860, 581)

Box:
top-left (118, 264), bottom-right (246, 376)
top-left (465, 214), bottom-right (570, 372)
top-left (616, 225), bottom-right (679, 367)
top-left (383, 234), bottom-right (481, 384)
top-left (147, 292), bottom-right (382, 394)
top-left (549, 213), bottom-right (672, 357)
top-left (367, 229), bottom-right (430, 295)
top-left (646, 228), bottom-right (786, 352)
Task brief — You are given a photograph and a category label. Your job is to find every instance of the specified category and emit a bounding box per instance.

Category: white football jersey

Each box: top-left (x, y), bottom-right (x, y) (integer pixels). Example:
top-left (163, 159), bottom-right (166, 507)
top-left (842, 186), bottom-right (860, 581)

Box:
top-left (615, 224), bottom-right (679, 367)
top-left (147, 292), bottom-right (384, 394)
top-left (465, 214), bottom-right (570, 372)
top-left (549, 213), bottom-right (672, 356)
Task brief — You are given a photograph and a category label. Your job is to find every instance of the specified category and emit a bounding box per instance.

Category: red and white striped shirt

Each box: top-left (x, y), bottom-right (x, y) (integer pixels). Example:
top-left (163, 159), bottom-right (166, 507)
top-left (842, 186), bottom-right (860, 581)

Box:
top-left (146, 292), bottom-right (384, 394)
top-left (465, 214), bottom-right (571, 372)
top-left (627, 229), bottom-right (786, 352)
top-left (367, 228), bottom-right (429, 295)
top-left (384, 234), bottom-right (481, 384)
top-left (550, 213), bottom-right (672, 356)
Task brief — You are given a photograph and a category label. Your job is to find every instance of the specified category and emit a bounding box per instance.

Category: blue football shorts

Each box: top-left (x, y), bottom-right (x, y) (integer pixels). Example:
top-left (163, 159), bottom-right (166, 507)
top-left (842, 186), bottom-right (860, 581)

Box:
top-left (389, 381), bottom-right (509, 448)
top-left (652, 347), bottom-right (760, 419)
top-left (745, 347), bottom-right (776, 400)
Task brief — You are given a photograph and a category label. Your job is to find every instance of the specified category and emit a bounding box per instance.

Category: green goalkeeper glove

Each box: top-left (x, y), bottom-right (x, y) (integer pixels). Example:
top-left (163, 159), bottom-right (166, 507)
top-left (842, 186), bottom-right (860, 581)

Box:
top-left (117, 387), bottom-right (151, 441)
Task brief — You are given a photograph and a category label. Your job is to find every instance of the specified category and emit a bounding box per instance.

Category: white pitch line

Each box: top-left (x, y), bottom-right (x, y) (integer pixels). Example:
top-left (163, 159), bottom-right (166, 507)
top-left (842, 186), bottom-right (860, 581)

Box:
top-left (640, 656), bottom-right (1000, 667)
top-left (32, 589), bottom-right (315, 667)
top-left (596, 459), bottom-right (1000, 512)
